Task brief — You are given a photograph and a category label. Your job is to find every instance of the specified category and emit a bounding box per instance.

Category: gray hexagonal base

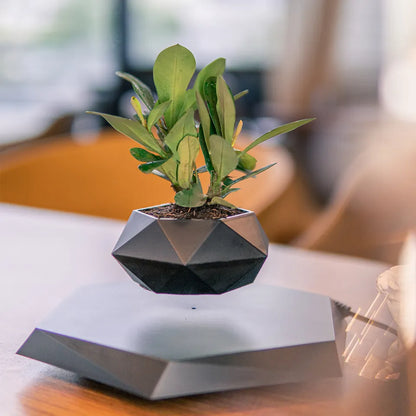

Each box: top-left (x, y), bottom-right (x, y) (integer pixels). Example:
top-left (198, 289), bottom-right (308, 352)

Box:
top-left (17, 282), bottom-right (346, 400)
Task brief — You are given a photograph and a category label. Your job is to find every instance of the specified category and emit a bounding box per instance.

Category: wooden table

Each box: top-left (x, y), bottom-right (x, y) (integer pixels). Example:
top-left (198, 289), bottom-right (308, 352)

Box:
top-left (0, 203), bottom-right (405, 415)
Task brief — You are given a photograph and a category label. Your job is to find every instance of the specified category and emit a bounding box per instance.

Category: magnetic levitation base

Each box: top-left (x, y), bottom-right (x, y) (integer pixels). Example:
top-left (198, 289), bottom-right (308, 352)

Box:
top-left (18, 282), bottom-right (346, 400)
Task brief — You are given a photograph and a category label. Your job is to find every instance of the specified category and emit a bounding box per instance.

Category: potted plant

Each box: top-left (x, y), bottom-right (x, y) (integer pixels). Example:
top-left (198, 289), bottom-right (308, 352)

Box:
top-left (88, 44), bottom-right (313, 294)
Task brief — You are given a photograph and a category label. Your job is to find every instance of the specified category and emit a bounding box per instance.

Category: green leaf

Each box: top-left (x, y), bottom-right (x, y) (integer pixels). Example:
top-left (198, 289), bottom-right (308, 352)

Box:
top-left (147, 100), bottom-right (171, 131)
top-left (164, 109), bottom-right (197, 157)
top-left (236, 151), bottom-right (257, 171)
top-left (151, 169), bottom-right (170, 181)
top-left (194, 58), bottom-right (226, 98)
top-left (179, 89), bottom-right (197, 115)
top-left (223, 163), bottom-right (276, 190)
top-left (195, 90), bottom-right (211, 145)
top-left (240, 118), bottom-right (315, 156)
top-left (153, 44), bottom-right (196, 128)
top-left (158, 157), bottom-right (178, 184)
top-left (198, 127), bottom-right (215, 175)
top-left (130, 96), bottom-right (146, 125)
top-left (154, 119), bottom-right (168, 139)
top-left (177, 136), bottom-right (200, 189)
top-left (221, 188), bottom-right (240, 198)
top-left (86, 111), bottom-right (167, 157)
top-left (175, 181), bottom-right (207, 207)
top-left (203, 77), bottom-right (221, 134)
top-left (216, 76), bottom-right (235, 143)
top-left (116, 71), bottom-right (155, 110)
top-left (234, 90), bottom-right (249, 101)
top-left (138, 160), bottom-right (166, 173)
top-left (130, 148), bottom-right (163, 162)
top-left (209, 135), bottom-right (239, 180)
top-left (223, 176), bottom-right (234, 186)
top-left (209, 196), bottom-right (236, 209)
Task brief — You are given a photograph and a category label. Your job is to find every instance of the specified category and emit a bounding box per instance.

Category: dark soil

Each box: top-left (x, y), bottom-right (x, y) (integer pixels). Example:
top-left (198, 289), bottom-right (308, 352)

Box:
top-left (141, 204), bottom-right (244, 220)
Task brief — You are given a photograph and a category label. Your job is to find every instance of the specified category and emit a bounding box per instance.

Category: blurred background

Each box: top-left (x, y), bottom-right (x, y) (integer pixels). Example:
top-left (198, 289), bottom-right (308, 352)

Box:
top-left (1, 0), bottom-right (416, 264)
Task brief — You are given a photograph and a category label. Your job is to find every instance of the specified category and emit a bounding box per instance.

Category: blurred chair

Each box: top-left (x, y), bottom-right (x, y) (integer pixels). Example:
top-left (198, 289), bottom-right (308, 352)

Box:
top-left (0, 130), bottom-right (183, 220)
top-left (0, 130), bottom-right (317, 240)
top-left (256, 168), bottom-right (320, 243)
top-left (295, 126), bottom-right (416, 263)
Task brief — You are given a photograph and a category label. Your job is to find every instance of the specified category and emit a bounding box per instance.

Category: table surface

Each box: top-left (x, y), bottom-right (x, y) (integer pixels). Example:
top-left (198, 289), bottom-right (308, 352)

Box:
top-left (0, 203), bottom-right (405, 415)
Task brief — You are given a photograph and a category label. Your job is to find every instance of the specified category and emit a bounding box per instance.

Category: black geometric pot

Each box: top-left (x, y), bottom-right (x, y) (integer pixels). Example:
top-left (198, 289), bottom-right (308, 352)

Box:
top-left (112, 205), bottom-right (269, 295)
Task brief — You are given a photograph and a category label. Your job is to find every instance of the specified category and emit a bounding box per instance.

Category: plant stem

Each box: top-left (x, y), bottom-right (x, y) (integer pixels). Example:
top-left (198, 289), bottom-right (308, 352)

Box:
top-left (207, 174), bottom-right (221, 199)
top-left (171, 184), bottom-right (182, 193)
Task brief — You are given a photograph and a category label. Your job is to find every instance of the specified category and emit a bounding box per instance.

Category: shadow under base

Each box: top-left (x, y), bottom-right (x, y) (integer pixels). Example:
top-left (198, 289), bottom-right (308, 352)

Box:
top-left (18, 282), bottom-right (346, 400)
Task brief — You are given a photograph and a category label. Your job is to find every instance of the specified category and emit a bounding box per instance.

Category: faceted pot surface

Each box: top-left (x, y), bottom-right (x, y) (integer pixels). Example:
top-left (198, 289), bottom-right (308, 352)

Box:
top-left (112, 206), bottom-right (269, 294)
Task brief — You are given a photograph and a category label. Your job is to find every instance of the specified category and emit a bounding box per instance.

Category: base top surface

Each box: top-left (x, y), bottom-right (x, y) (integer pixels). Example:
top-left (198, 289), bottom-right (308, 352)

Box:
top-left (36, 281), bottom-right (336, 361)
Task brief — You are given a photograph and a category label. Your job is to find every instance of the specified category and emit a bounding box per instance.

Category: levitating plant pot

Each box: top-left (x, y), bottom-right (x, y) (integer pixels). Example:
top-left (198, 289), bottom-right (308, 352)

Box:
top-left (88, 44), bottom-right (313, 296)
top-left (112, 205), bottom-right (268, 294)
